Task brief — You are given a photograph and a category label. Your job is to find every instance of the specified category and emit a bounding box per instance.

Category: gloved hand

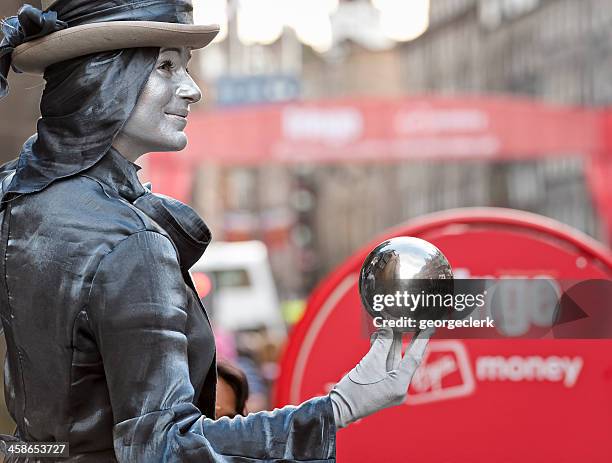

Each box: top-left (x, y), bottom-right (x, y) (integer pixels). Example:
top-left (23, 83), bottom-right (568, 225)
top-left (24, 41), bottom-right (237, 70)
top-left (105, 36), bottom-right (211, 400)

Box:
top-left (329, 327), bottom-right (434, 428)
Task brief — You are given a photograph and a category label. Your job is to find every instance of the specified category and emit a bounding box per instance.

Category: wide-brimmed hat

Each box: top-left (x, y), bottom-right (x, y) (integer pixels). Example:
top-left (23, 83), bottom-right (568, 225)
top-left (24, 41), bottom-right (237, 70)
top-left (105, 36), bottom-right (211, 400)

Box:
top-left (5, 0), bottom-right (219, 75)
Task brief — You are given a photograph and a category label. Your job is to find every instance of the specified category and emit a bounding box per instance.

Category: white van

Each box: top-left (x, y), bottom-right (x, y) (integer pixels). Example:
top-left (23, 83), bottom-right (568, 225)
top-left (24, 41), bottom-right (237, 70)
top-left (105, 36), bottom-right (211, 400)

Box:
top-left (190, 241), bottom-right (286, 336)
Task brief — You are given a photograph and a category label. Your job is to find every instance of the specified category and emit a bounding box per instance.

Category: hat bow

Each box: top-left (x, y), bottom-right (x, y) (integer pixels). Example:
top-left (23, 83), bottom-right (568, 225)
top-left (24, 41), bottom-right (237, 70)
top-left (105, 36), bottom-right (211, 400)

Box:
top-left (0, 4), bottom-right (67, 97)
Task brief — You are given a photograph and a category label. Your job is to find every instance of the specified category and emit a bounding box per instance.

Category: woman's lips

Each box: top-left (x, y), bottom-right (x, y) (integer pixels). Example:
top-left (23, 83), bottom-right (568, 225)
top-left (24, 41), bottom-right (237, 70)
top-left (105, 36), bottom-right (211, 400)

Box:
top-left (165, 113), bottom-right (188, 126)
top-left (166, 113), bottom-right (187, 119)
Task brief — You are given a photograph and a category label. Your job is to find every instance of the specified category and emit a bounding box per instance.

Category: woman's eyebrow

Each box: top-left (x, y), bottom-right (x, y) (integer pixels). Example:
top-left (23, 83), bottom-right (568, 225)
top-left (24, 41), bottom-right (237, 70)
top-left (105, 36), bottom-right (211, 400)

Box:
top-left (160, 48), bottom-right (192, 60)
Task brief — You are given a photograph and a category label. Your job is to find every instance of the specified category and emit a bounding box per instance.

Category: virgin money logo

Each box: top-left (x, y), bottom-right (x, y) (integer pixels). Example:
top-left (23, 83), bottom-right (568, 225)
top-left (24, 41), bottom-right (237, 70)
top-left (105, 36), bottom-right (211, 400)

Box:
top-left (407, 340), bottom-right (476, 405)
top-left (406, 341), bottom-right (584, 405)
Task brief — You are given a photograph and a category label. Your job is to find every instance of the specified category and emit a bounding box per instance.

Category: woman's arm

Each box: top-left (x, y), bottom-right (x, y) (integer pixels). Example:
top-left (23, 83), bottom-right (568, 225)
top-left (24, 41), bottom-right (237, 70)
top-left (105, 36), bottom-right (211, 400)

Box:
top-left (87, 230), bottom-right (336, 463)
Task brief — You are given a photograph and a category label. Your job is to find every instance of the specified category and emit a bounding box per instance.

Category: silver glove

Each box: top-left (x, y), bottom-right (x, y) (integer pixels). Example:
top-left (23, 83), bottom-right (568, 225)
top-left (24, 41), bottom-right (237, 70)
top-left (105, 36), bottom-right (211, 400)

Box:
top-left (329, 327), bottom-right (433, 428)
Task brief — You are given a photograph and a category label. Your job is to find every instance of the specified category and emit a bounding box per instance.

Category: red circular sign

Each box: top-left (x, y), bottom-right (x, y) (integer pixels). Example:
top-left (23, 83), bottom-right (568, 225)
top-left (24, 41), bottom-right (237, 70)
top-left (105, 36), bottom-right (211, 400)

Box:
top-left (275, 208), bottom-right (612, 462)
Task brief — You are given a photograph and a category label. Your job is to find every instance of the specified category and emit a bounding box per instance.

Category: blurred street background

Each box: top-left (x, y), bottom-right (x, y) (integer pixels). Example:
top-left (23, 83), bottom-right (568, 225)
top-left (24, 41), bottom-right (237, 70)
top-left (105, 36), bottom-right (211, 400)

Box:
top-left (1, 0), bottom-right (612, 430)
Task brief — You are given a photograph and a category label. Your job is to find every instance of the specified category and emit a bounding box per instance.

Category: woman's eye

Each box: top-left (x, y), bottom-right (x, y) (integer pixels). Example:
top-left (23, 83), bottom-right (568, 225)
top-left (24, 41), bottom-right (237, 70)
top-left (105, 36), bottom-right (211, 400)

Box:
top-left (159, 60), bottom-right (175, 71)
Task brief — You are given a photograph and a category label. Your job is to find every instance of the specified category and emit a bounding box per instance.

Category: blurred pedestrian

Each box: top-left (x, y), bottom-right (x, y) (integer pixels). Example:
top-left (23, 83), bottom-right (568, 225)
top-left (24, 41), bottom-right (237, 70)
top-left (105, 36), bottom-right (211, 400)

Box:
top-left (216, 360), bottom-right (249, 418)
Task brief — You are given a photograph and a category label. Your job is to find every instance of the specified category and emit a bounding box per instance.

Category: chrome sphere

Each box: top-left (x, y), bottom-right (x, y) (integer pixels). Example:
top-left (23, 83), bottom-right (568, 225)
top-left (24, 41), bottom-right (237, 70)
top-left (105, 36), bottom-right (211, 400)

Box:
top-left (359, 237), bottom-right (454, 332)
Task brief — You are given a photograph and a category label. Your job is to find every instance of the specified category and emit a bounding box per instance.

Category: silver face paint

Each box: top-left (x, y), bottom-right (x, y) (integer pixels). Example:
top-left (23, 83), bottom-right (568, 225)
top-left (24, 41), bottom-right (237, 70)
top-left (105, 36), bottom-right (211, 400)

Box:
top-left (112, 47), bottom-right (201, 161)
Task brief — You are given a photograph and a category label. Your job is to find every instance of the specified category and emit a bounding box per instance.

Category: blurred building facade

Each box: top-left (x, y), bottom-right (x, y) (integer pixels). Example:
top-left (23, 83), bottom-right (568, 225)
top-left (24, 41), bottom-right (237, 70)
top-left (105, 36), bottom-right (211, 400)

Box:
top-left (195, 0), bottom-right (607, 296)
top-left (403, 0), bottom-right (612, 105)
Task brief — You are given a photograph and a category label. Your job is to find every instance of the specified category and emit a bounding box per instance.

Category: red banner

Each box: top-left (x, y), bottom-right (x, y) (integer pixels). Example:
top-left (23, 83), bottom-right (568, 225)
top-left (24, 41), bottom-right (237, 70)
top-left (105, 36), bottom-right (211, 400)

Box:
top-left (274, 208), bottom-right (612, 462)
top-left (180, 96), bottom-right (604, 163)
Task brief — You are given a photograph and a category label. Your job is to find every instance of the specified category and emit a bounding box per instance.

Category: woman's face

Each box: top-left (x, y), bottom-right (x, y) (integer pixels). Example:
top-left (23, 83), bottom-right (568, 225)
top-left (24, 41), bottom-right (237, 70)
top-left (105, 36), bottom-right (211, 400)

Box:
top-left (113, 47), bottom-right (201, 161)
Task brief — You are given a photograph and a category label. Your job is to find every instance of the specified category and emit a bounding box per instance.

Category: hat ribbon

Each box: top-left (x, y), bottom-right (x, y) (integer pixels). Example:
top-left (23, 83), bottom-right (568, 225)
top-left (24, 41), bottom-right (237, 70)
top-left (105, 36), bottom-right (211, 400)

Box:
top-left (0, 4), bottom-right (68, 98)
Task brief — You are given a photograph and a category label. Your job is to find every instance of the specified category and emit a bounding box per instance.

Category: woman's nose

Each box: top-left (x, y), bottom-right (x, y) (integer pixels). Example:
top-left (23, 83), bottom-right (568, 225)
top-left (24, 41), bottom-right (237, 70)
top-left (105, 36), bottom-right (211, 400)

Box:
top-left (177, 72), bottom-right (202, 104)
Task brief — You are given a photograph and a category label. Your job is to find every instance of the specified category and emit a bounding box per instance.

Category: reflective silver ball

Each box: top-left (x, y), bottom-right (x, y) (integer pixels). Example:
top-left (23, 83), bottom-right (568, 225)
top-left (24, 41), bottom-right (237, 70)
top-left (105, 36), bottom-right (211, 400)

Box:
top-left (359, 237), bottom-right (454, 332)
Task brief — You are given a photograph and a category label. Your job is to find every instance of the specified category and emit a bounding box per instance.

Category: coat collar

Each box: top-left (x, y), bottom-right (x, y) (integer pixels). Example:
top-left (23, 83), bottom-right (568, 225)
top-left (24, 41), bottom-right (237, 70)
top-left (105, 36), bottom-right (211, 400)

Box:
top-left (83, 148), bottom-right (211, 271)
top-left (82, 146), bottom-right (146, 202)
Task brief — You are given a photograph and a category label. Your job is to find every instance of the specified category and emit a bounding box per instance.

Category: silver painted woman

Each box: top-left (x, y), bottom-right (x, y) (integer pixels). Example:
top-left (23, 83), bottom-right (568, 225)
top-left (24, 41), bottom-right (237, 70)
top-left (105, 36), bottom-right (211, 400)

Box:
top-left (0, 1), bottom-right (431, 461)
